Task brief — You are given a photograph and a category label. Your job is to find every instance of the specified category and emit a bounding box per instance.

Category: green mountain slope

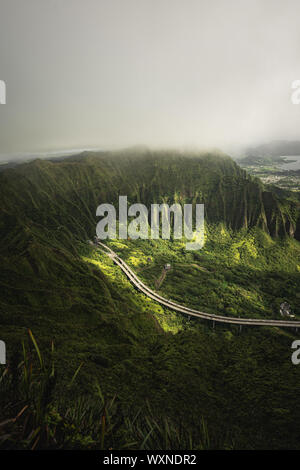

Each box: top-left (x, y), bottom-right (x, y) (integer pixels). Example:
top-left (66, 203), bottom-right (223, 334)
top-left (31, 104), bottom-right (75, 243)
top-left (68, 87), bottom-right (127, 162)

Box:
top-left (1, 150), bottom-right (300, 244)
top-left (1, 150), bottom-right (300, 449)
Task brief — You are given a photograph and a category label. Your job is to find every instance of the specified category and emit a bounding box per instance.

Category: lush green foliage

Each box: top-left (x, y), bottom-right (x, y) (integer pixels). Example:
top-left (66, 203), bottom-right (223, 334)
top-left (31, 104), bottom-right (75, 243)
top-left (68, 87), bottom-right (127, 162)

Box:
top-left (107, 225), bottom-right (300, 320)
top-left (0, 151), bottom-right (300, 449)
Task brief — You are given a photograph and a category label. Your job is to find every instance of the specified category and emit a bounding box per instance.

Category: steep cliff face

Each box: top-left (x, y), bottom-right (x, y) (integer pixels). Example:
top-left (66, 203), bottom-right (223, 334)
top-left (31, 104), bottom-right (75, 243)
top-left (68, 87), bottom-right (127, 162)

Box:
top-left (1, 150), bottom-right (299, 245)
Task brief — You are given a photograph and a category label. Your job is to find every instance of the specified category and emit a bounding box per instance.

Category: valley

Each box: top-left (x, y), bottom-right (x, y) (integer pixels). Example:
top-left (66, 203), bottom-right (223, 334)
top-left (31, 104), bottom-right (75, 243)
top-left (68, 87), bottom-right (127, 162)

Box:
top-left (1, 150), bottom-right (300, 450)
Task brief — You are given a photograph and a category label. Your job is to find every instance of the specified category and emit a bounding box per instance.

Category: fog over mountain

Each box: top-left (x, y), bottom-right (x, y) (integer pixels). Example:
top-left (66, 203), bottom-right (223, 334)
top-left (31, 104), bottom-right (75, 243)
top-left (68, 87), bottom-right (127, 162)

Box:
top-left (1, 0), bottom-right (300, 159)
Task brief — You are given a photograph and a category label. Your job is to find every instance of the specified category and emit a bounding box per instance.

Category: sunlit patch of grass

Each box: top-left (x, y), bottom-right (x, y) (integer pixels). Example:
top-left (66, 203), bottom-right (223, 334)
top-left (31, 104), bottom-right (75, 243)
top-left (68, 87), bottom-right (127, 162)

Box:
top-left (81, 255), bottom-right (118, 280)
top-left (108, 240), bottom-right (129, 251)
top-left (153, 309), bottom-right (185, 334)
top-left (127, 255), bottom-right (147, 267)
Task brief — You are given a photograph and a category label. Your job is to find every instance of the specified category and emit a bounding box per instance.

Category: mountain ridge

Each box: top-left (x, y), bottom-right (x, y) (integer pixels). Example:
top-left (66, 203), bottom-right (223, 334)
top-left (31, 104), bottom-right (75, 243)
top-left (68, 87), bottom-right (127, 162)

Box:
top-left (1, 150), bottom-right (299, 245)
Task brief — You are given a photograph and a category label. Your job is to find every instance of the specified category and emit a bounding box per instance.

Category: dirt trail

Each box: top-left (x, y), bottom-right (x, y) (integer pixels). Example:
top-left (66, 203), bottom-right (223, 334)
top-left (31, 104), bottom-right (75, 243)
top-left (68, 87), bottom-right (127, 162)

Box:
top-left (155, 268), bottom-right (167, 290)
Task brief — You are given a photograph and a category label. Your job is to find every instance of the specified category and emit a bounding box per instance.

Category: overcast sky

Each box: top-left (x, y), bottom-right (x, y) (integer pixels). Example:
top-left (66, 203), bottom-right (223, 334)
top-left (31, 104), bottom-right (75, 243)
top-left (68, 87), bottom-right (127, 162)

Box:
top-left (1, 0), bottom-right (300, 158)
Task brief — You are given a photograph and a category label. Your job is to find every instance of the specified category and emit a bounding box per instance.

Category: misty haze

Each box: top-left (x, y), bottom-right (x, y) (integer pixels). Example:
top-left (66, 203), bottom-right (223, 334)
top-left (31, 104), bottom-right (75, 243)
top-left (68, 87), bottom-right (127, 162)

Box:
top-left (1, 0), bottom-right (300, 158)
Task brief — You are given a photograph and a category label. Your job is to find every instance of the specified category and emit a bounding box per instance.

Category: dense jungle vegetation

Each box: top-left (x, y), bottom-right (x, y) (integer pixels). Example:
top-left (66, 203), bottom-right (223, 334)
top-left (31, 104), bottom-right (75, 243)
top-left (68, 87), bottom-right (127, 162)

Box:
top-left (1, 150), bottom-right (300, 449)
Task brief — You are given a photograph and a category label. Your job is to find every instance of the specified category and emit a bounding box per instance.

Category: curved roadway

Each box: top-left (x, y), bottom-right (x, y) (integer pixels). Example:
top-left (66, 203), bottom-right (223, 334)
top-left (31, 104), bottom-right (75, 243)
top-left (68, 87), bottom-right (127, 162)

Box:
top-left (98, 241), bottom-right (300, 329)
